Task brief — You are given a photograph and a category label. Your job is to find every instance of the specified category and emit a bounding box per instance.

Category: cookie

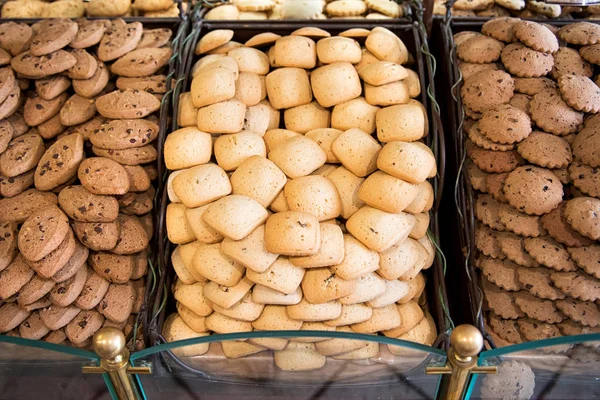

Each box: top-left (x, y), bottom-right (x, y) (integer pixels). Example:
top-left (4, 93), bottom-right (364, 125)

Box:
top-left (580, 44), bottom-right (600, 65)
top-left (570, 162), bottom-right (600, 199)
top-left (111, 47), bottom-right (172, 78)
top-left (65, 309), bottom-right (104, 344)
top-left (513, 77), bottom-right (556, 95)
top-left (97, 282), bottom-right (135, 323)
top-left (523, 236), bottom-right (577, 272)
top-left (137, 28), bottom-right (172, 49)
top-left (118, 188), bottom-right (154, 215)
top-left (111, 214), bottom-right (149, 255)
top-left (475, 194), bottom-right (506, 231)
top-left (551, 271), bottom-right (600, 302)
top-left (466, 140), bottom-right (523, 173)
top-left (27, 228), bottom-right (76, 279)
top-left (468, 123), bottom-right (514, 153)
top-left (497, 232), bottom-right (539, 267)
top-left (483, 278), bottom-right (524, 319)
top-left (564, 197), bottom-right (600, 240)
top-left (98, 20), bottom-right (143, 62)
top-left (0, 68), bottom-right (15, 107)
top-left (478, 104), bottom-right (531, 145)
top-left (90, 119), bottom-right (159, 151)
top-left (50, 263), bottom-right (87, 307)
top-left (515, 291), bottom-right (564, 323)
top-left (517, 132), bottom-right (572, 169)
top-left (0, 84), bottom-right (20, 120)
top-left (70, 20), bottom-right (106, 49)
top-left (37, 115), bottom-right (66, 140)
top-left (72, 61), bottom-right (109, 99)
top-left (116, 75), bottom-right (167, 94)
top-left (503, 166), bottom-right (563, 216)
top-left (19, 311), bottom-right (49, 340)
top-left (488, 312), bottom-right (523, 343)
top-left (480, 360), bottom-right (534, 400)
top-left (485, 173), bottom-right (508, 203)
top-left (57, 185), bottom-right (119, 223)
top-left (34, 133), bottom-right (84, 192)
top-left (461, 70), bottom-right (514, 112)
top-left (0, 189), bottom-right (58, 224)
top-left (501, 43), bottom-right (554, 78)
top-left (457, 35), bottom-right (504, 64)
top-left (77, 157), bottom-right (130, 196)
top-left (551, 47), bottom-right (593, 79)
top-left (568, 245), bottom-right (600, 279)
top-left (466, 160), bottom-right (488, 192)
top-left (11, 51), bottom-right (77, 79)
top-left (29, 19), bottom-right (77, 56)
top-left (482, 18), bottom-right (519, 43)
top-left (0, 22), bottom-right (33, 56)
top-left (326, 0), bottom-right (367, 16)
top-left (0, 169), bottom-right (34, 198)
top-left (458, 62), bottom-right (501, 80)
top-left (24, 92), bottom-right (68, 127)
top-left (557, 75), bottom-right (600, 114)
top-left (508, 93), bottom-right (531, 117)
top-left (517, 318), bottom-right (561, 342)
top-left (555, 298), bottom-right (600, 328)
top-left (541, 203), bottom-right (593, 247)
top-left (558, 22), bottom-right (600, 46)
top-left (0, 254), bottom-right (34, 300)
top-left (18, 205), bottom-right (70, 263)
top-left (516, 267), bottom-right (565, 300)
top-left (51, 240), bottom-right (88, 283)
top-left (478, 257), bottom-right (521, 291)
top-left (513, 21), bottom-right (559, 53)
top-left (96, 89), bottom-right (160, 119)
top-left (476, 224), bottom-right (505, 259)
top-left (572, 125), bottom-right (600, 168)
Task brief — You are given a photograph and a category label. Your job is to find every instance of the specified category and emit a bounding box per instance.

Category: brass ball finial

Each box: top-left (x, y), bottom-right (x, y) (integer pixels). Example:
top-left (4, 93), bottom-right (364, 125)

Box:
top-left (93, 327), bottom-right (126, 360)
top-left (451, 324), bottom-right (484, 359)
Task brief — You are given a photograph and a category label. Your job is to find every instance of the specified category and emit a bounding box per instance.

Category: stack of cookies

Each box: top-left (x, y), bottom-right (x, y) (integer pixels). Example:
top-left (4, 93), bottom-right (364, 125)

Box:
top-left (1, 0), bottom-right (183, 19)
top-left (0, 18), bottom-right (172, 349)
top-left (204, 0), bottom-right (404, 20)
top-left (163, 27), bottom-right (439, 370)
top-left (456, 18), bottom-right (600, 352)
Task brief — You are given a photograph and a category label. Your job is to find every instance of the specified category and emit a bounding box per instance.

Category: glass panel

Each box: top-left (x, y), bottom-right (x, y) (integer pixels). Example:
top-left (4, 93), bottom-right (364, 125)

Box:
top-left (0, 336), bottom-right (114, 400)
top-left (467, 334), bottom-right (600, 400)
top-left (133, 331), bottom-right (446, 399)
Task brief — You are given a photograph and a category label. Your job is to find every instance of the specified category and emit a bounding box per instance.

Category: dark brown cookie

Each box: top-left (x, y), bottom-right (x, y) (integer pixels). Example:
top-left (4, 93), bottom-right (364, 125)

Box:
top-left (97, 282), bottom-right (136, 323)
top-left (571, 124), bottom-right (600, 168)
top-left (564, 197), bottom-right (600, 240)
top-left (569, 162), bottom-right (600, 199)
top-left (18, 205), bottom-right (70, 262)
top-left (552, 47), bottom-right (593, 80)
top-left (513, 21), bottom-right (559, 54)
top-left (59, 94), bottom-right (97, 127)
top-left (89, 252), bottom-right (133, 283)
top-left (131, 250), bottom-right (148, 280)
top-left (64, 116), bottom-right (106, 141)
top-left (513, 77), bottom-right (556, 96)
top-left (558, 22), bottom-right (600, 46)
top-left (90, 119), bottom-right (159, 150)
top-left (530, 89), bottom-right (584, 136)
top-left (0, 84), bottom-right (20, 121)
top-left (34, 133), bottom-right (85, 192)
top-left (0, 67), bottom-right (16, 106)
top-left (478, 104), bottom-right (531, 145)
top-left (58, 185), bottom-right (119, 223)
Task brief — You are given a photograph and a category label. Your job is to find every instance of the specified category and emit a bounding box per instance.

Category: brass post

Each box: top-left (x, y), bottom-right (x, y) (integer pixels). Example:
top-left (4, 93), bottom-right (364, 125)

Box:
top-left (82, 327), bottom-right (152, 400)
top-left (426, 324), bottom-right (497, 400)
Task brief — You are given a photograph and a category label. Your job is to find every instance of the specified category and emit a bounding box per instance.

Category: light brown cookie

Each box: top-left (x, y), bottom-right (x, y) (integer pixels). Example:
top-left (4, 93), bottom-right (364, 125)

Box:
top-left (475, 194), bottom-right (507, 231)
top-left (89, 252), bottom-right (133, 284)
top-left (0, 189), bottom-right (58, 224)
top-left (457, 35), bottom-right (504, 63)
top-left (51, 240), bottom-right (88, 283)
top-left (77, 157), bottom-right (130, 196)
top-left (137, 28), bottom-right (172, 49)
top-left (468, 123), bottom-right (515, 152)
top-left (517, 318), bottom-right (561, 342)
top-left (483, 278), bottom-right (524, 319)
top-left (514, 291), bottom-right (564, 324)
top-left (466, 140), bottom-right (523, 174)
top-left (65, 309), bottom-right (104, 344)
top-left (35, 75), bottom-right (71, 101)
top-left (18, 205), bottom-right (70, 262)
top-left (551, 271), bottom-right (600, 302)
top-left (516, 267), bottom-right (565, 300)
top-left (568, 162), bottom-right (600, 199)
top-left (72, 61), bottom-right (109, 99)
top-left (498, 204), bottom-right (546, 238)
top-left (488, 312), bottom-right (523, 343)
top-left (514, 77), bottom-right (556, 95)
top-left (516, 132), bottom-right (572, 169)
top-left (571, 125), bottom-right (600, 168)
top-left (497, 232), bottom-right (539, 267)
top-left (461, 70), bottom-right (514, 112)
top-left (558, 22), bottom-right (600, 46)
top-left (458, 62), bottom-right (501, 81)
top-left (90, 119), bottom-right (159, 150)
top-left (476, 224), bottom-right (505, 259)
top-left (0, 254), bottom-right (34, 300)
top-left (111, 47), bottom-right (172, 78)
top-left (34, 133), bottom-right (84, 192)
top-left (96, 89), bottom-right (160, 119)
top-left (29, 19), bottom-right (78, 56)
top-left (10, 51), bottom-right (77, 79)
top-left (568, 245), bottom-right (600, 279)
top-left (508, 93), bottom-right (531, 117)
top-left (514, 21), bottom-right (559, 54)
top-left (467, 160), bottom-right (488, 192)
top-left (57, 185), bottom-right (119, 223)
top-left (579, 44), bottom-right (600, 65)
top-left (551, 47), bottom-right (593, 79)
top-left (555, 298), bottom-right (600, 328)
top-left (501, 43), bottom-right (554, 78)
top-left (541, 203), bottom-right (594, 248)
top-left (530, 89), bottom-right (583, 136)
top-left (27, 228), bottom-right (76, 279)
top-left (50, 263), bottom-right (87, 307)
top-left (481, 17), bottom-right (519, 43)
top-left (478, 104), bottom-right (531, 144)
top-left (564, 197), bottom-right (600, 240)
top-left (478, 257), bottom-right (521, 291)
top-left (503, 166), bottom-right (563, 216)
top-left (116, 75), bottom-right (167, 94)
top-left (98, 20), bottom-right (143, 62)
top-left (558, 75), bottom-right (600, 113)
top-left (70, 20), bottom-right (106, 49)
top-left (523, 237), bottom-right (577, 272)
top-left (485, 173), bottom-right (508, 203)
top-left (0, 22), bottom-right (33, 56)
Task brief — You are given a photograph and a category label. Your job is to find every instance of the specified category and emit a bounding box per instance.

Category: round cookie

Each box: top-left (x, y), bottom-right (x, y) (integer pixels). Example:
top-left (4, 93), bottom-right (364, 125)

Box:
top-left (580, 44), bottom-right (600, 65)
top-left (482, 278), bottom-right (524, 319)
top-left (476, 224), bottom-right (505, 259)
top-left (529, 89), bottom-right (583, 136)
top-left (458, 62), bottom-right (501, 80)
top-left (558, 75), bottom-right (600, 114)
top-left (568, 245), bottom-right (600, 279)
top-left (555, 298), bottom-right (600, 328)
top-left (569, 162), bottom-right (600, 199)
top-left (503, 166), bottom-right (563, 215)
top-left (478, 257), bottom-right (521, 292)
top-left (501, 43), bottom-right (554, 78)
top-left (468, 123), bottom-right (514, 152)
top-left (18, 205), bottom-right (70, 262)
top-left (514, 291), bottom-right (564, 324)
top-left (541, 203), bottom-right (594, 247)
top-left (478, 104), bottom-right (531, 144)
top-left (508, 93), bottom-right (531, 117)
top-left (551, 47), bottom-right (593, 79)
top-left (488, 312), bottom-right (522, 344)
top-left (475, 194), bottom-right (506, 231)
top-left (496, 232), bottom-right (539, 268)
top-left (516, 132), bottom-right (572, 169)
top-left (513, 21), bottom-right (559, 54)
top-left (461, 70), bottom-right (514, 113)
top-left (564, 197), bottom-right (600, 240)
top-left (571, 125), bottom-right (600, 167)
top-left (551, 271), bottom-right (600, 302)
top-left (516, 267), bottom-right (565, 300)
top-left (523, 237), bottom-right (577, 272)
top-left (457, 35), bottom-right (504, 64)
top-left (481, 17), bottom-right (519, 43)
top-left (558, 22), bottom-right (600, 46)
top-left (513, 77), bottom-right (556, 95)
top-left (480, 360), bottom-right (534, 400)
top-left (498, 205), bottom-right (546, 238)
top-left (466, 140), bottom-right (523, 174)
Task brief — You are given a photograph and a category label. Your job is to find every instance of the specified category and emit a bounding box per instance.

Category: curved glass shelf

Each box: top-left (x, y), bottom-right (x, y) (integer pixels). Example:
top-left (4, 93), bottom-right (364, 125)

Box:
top-left (133, 331), bottom-right (447, 399)
top-left (0, 335), bottom-right (116, 400)
top-left (466, 334), bottom-right (600, 400)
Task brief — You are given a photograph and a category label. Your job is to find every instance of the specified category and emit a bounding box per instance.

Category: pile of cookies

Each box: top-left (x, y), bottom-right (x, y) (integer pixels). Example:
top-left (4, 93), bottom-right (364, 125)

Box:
top-left (456, 18), bottom-right (600, 350)
top-left (1, 0), bottom-right (183, 18)
top-left (0, 18), bottom-right (172, 349)
top-left (204, 0), bottom-right (404, 20)
top-left (434, 0), bottom-right (600, 20)
top-left (163, 27), bottom-right (438, 369)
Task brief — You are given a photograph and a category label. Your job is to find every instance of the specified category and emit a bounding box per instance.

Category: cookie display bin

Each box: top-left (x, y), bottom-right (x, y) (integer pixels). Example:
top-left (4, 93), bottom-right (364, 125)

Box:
top-left (436, 14), bottom-right (600, 399)
top-left (140, 5), bottom-right (455, 396)
top-left (0, 15), bottom-right (189, 399)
